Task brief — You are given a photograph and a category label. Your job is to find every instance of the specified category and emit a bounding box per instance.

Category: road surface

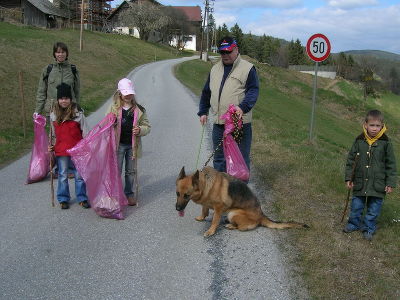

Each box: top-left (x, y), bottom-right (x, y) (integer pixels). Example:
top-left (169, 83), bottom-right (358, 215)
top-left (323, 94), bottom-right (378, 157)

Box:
top-left (0, 57), bottom-right (306, 300)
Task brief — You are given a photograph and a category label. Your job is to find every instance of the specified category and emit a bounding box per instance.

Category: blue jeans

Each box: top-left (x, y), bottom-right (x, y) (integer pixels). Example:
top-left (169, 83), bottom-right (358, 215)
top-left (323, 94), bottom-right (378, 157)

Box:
top-left (117, 143), bottom-right (135, 197)
top-left (56, 156), bottom-right (88, 203)
top-left (212, 123), bottom-right (252, 176)
top-left (347, 196), bottom-right (383, 234)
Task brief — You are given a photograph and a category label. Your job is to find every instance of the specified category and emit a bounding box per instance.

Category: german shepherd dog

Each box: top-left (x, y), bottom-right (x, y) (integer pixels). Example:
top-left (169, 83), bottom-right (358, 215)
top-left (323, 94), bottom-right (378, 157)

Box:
top-left (176, 166), bottom-right (308, 237)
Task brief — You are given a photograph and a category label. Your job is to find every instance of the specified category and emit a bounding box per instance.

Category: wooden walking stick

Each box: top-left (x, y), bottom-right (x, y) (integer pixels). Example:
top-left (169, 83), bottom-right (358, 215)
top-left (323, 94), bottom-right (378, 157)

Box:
top-left (48, 101), bottom-right (55, 207)
top-left (131, 107), bottom-right (139, 206)
top-left (341, 153), bottom-right (359, 223)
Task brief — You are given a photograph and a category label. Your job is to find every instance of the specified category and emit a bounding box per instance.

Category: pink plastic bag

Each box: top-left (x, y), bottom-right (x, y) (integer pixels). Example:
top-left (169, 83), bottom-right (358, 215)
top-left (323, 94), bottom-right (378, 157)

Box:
top-left (67, 113), bottom-right (128, 219)
top-left (26, 114), bottom-right (51, 184)
top-left (220, 104), bottom-right (250, 181)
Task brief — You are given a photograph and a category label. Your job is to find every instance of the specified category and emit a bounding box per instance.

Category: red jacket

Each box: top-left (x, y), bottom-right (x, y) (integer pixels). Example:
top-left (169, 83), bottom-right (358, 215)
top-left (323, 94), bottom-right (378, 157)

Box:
top-left (53, 120), bottom-right (83, 156)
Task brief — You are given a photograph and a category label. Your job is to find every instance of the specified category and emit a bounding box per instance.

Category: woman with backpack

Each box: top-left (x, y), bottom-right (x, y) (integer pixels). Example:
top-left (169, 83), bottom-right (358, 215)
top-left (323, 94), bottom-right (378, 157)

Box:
top-left (34, 42), bottom-right (80, 117)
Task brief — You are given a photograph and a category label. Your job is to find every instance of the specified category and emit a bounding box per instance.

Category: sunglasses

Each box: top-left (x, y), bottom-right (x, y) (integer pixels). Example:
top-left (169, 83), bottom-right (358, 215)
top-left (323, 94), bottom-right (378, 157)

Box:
top-left (219, 50), bottom-right (233, 55)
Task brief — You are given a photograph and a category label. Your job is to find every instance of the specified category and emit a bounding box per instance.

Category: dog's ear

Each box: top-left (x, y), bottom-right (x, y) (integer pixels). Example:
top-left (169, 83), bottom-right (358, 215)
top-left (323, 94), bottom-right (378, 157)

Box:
top-left (178, 166), bottom-right (186, 180)
top-left (192, 170), bottom-right (200, 187)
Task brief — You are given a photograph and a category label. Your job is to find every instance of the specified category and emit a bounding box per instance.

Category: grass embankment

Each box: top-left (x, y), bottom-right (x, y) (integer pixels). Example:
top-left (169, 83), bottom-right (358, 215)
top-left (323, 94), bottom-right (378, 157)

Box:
top-left (175, 58), bottom-right (400, 299)
top-left (0, 22), bottom-right (191, 168)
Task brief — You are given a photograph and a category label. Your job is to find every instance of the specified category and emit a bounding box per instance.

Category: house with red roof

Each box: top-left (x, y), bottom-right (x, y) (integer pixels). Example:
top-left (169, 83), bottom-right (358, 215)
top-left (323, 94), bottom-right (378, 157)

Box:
top-left (168, 6), bottom-right (202, 51)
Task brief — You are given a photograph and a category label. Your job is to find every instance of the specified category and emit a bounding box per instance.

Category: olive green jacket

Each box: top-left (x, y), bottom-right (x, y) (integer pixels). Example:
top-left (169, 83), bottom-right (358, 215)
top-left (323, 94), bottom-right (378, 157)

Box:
top-left (35, 61), bottom-right (80, 115)
top-left (345, 133), bottom-right (397, 198)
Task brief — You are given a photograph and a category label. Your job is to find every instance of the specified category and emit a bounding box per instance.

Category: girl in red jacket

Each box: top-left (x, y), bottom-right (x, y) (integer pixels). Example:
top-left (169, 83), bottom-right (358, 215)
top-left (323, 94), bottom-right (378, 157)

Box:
top-left (49, 83), bottom-right (90, 209)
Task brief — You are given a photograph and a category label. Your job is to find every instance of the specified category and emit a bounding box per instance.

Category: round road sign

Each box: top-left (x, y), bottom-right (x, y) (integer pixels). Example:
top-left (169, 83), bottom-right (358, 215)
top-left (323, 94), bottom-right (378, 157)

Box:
top-left (306, 33), bottom-right (331, 62)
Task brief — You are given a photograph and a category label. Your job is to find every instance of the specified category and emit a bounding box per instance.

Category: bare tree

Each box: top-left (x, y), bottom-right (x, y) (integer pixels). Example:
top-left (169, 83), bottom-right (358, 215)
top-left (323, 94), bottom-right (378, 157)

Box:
top-left (160, 6), bottom-right (191, 48)
top-left (359, 57), bottom-right (377, 100)
top-left (120, 1), bottom-right (169, 41)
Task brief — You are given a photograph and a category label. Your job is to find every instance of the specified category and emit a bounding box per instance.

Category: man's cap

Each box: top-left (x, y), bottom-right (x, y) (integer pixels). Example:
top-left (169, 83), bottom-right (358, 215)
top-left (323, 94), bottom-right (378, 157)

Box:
top-left (118, 78), bottom-right (135, 96)
top-left (218, 36), bottom-right (237, 52)
top-left (56, 82), bottom-right (72, 100)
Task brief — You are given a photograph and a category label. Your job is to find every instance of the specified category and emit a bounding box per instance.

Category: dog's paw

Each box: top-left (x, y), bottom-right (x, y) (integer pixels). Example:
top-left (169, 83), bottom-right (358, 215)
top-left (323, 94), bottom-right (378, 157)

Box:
top-left (203, 229), bottom-right (215, 237)
top-left (195, 216), bottom-right (206, 222)
top-left (225, 224), bottom-right (237, 230)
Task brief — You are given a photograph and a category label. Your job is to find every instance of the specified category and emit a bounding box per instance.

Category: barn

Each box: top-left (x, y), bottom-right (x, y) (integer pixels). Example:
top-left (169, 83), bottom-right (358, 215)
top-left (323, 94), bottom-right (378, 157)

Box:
top-left (1, 0), bottom-right (68, 28)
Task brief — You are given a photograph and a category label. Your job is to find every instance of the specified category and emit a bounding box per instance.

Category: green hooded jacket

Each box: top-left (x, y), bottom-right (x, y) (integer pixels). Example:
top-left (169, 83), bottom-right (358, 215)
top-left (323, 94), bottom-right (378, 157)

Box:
top-left (345, 133), bottom-right (397, 198)
top-left (35, 60), bottom-right (80, 115)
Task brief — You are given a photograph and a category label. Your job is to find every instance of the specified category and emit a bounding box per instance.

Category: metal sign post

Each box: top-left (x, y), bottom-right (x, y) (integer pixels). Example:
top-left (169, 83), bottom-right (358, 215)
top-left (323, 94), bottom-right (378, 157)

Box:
top-left (306, 33), bottom-right (331, 141)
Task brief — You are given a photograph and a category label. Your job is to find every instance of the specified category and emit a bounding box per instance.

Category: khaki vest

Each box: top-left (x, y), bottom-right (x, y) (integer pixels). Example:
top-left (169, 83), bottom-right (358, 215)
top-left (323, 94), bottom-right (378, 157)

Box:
top-left (209, 55), bottom-right (254, 124)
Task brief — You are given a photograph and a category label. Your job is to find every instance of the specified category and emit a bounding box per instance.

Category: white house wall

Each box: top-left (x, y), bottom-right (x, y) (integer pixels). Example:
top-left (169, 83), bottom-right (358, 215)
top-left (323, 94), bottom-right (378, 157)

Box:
top-left (112, 26), bottom-right (140, 38)
top-left (170, 35), bottom-right (196, 51)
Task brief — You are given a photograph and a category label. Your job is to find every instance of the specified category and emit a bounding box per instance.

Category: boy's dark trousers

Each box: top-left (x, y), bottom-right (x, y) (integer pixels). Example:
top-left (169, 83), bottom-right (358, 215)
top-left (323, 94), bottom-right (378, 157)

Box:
top-left (347, 196), bottom-right (383, 234)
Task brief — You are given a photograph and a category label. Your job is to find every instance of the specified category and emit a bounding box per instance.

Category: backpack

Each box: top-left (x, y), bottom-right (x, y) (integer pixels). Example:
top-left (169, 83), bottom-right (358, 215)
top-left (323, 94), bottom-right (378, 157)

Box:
top-left (43, 63), bottom-right (77, 81)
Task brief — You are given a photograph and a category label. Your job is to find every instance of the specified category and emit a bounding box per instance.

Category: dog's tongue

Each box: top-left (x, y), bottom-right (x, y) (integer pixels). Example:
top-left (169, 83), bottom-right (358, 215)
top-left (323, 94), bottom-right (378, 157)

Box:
top-left (178, 210), bottom-right (185, 217)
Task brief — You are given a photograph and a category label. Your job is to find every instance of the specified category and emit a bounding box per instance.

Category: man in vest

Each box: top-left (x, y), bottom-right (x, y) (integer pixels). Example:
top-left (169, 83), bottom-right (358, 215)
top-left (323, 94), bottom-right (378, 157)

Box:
top-left (198, 36), bottom-right (259, 179)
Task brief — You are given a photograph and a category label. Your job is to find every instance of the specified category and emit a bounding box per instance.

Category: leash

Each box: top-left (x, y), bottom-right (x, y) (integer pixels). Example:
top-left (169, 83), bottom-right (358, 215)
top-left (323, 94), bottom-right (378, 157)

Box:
top-left (195, 125), bottom-right (205, 170)
top-left (202, 112), bottom-right (243, 169)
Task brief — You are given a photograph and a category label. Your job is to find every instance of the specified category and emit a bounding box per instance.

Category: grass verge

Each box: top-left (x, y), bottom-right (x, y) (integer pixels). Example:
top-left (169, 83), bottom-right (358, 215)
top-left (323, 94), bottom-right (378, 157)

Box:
top-left (175, 58), bottom-right (400, 299)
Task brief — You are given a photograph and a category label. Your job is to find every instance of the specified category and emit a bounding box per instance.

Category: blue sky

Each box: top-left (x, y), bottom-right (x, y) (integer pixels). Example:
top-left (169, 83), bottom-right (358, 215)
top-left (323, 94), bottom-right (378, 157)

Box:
top-left (112, 0), bottom-right (400, 54)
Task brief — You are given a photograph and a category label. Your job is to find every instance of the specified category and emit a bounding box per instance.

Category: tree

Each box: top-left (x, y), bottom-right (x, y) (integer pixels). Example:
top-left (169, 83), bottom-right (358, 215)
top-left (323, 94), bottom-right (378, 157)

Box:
top-left (160, 6), bottom-right (191, 48)
top-left (242, 33), bottom-right (257, 58)
top-left (359, 57), bottom-right (377, 100)
top-left (389, 67), bottom-right (400, 95)
top-left (230, 23), bottom-right (244, 51)
top-left (288, 39), bottom-right (305, 65)
top-left (336, 52), bottom-right (348, 78)
top-left (120, 1), bottom-right (169, 41)
top-left (216, 23), bottom-right (230, 43)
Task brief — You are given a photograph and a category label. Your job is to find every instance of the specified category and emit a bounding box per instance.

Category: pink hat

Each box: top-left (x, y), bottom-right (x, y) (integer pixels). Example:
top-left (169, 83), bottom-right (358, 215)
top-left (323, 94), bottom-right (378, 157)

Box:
top-left (118, 78), bottom-right (135, 95)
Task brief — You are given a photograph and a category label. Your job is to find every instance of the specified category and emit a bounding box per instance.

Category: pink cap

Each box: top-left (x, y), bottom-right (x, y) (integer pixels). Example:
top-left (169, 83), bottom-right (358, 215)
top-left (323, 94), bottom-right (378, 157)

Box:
top-left (118, 78), bottom-right (135, 95)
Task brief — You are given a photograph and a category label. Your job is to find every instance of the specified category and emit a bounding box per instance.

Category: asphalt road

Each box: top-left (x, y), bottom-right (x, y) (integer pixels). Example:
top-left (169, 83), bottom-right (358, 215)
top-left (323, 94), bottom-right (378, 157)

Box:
top-left (0, 57), bottom-right (305, 300)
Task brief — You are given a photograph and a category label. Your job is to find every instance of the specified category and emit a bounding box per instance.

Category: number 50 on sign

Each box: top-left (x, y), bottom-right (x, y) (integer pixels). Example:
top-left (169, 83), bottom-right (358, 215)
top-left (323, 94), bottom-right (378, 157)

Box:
top-left (306, 33), bottom-right (331, 62)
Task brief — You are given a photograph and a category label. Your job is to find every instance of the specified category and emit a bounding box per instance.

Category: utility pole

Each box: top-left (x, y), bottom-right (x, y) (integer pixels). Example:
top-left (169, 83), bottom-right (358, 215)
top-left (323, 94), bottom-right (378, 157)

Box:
top-left (205, 0), bottom-right (214, 61)
top-left (200, 0), bottom-right (214, 61)
top-left (199, 1), bottom-right (207, 60)
top-left (80, 0), bottom-right (84, 51)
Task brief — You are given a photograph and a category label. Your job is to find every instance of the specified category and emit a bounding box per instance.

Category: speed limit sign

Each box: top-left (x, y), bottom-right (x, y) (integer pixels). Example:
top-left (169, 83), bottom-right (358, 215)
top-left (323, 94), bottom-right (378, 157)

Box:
top-left (306, 33), bottom-right (331, 62)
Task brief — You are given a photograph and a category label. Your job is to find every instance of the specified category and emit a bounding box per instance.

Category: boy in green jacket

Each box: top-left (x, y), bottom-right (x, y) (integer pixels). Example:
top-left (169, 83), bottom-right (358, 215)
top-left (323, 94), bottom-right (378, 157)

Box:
top-left (344, 110), bottom-right (397, 241)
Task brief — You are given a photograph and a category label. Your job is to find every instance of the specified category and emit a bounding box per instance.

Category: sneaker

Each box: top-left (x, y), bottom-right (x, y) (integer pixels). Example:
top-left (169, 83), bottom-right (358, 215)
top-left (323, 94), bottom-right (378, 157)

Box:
top-left (363, 231), bottom-right (373, 241)
top-left (343, 225), bottom-right (358, 233)
top-left (60, 202), bottom-right (69, 209)
top-left (127, 196), bottom-right (137, 206)
top-left (79, 200), bottom-right (91, 209)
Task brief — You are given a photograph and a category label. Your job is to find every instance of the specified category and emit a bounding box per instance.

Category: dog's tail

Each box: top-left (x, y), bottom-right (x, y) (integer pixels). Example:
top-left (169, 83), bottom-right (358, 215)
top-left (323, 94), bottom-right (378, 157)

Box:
top-left (260, 215), bottom-right (309, 229)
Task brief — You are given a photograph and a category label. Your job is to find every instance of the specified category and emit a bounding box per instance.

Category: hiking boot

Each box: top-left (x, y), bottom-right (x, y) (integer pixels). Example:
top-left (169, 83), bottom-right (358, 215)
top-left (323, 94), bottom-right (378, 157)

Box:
top-left (79, 200), bottom-right (91, 209)
top-left (127, 196), bottom-right (137, 206)
top-left (343, 225), bottom-right (358, 233)
top-left (60, 202), bottom-right (69, 209)
top-left (363, 231), bottom-right (373, 241)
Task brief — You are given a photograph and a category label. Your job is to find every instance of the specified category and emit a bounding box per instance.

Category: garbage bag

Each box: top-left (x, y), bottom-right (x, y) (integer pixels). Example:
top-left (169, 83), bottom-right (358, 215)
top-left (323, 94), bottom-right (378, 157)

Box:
top-left (26, 114), bottom-right (51, 184)
top-left (67, 113), bottom-right (128, 219)
top-left (220, 104), bottom-right (249, 181)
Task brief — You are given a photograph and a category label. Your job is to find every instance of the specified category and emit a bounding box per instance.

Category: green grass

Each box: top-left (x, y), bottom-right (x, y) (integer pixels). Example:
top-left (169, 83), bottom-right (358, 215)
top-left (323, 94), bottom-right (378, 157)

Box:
top-left (175, 58), bottom-right (400, 299)
top-left (0, 22), bottom-right (190, 167)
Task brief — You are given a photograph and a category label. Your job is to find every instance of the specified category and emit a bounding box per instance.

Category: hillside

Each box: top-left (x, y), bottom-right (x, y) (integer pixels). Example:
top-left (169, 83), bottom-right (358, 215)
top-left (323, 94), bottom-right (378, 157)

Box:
top-left (343, 49), bottom-right (400, 61)
top-left (0, 22), bottom-right (189, 167)
top-left (175, 57), bottom-right (400, 299)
